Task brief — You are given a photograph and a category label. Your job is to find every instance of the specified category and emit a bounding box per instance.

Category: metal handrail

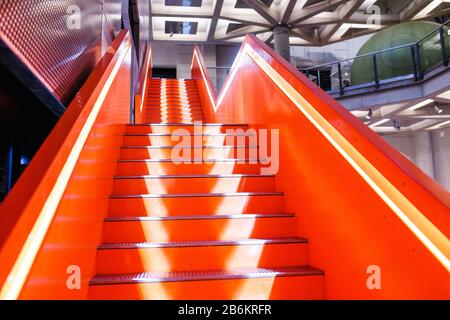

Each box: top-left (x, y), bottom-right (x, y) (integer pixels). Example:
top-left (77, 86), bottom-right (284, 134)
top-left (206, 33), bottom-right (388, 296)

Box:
top-left (417, 18), bottom-right (450, 43)
top-left (301, 42), bottom-right (415, 71)
top-left (300, 19), bottom-right (450, 95)
top-left (301, 18), bottom-right (450, 72)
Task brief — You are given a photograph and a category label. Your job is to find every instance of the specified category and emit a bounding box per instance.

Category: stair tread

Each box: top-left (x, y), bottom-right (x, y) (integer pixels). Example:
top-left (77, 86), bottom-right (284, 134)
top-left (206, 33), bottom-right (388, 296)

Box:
top-left (98, 237), bottom-right (308, 250)
top-left (90, 266), bottom-right (323, 285)
top-left (104, 213), bottom-right (294, 222)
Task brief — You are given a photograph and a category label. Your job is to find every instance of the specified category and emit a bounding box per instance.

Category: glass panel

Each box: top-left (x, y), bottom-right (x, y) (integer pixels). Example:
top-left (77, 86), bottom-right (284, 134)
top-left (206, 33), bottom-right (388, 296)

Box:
top-left (420, 30), bottom-right (445, 72)
top-left (348, 55), bottom-right (374, 86)
top-left (377, 46), bottom-right (414, 81)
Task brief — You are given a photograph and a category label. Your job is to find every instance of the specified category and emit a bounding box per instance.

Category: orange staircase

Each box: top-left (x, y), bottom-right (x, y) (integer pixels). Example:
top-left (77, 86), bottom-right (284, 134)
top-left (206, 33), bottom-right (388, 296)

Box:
top-left (88, 79), bottom-right (325, 299)
top-left (2, 33), bottom-right (448, 300)
top-left (141, 79), bottom-right (204, 123)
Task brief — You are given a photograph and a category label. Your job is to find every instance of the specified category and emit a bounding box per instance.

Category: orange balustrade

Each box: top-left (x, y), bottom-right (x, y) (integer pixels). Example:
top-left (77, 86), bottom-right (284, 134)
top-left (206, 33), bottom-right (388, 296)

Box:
top-left (0, 30), bottom-right (132, 299)
top-left (191, 35), bottom-right (450, 299)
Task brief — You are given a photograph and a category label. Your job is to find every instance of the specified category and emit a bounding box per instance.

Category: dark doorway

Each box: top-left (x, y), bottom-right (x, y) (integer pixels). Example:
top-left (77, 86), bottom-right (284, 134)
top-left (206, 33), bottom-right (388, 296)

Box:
top-left (0, 63), bottom-right (57, 202)
top-left (152, 68), bottom-right (177, 79)
top-left (302, 68), bottom-right (332, 91)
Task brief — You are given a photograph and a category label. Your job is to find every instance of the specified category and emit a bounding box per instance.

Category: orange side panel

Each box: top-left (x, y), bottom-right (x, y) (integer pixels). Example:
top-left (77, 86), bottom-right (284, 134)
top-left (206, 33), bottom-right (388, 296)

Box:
top-left (191, 36), bottom-right (450, 299)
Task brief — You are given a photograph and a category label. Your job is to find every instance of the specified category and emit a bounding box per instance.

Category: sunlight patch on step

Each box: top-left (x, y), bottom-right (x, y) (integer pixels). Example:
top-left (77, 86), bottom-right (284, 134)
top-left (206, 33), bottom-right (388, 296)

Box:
top-left (210, 175), bottom-right (241, 194)
top-left (138, 283), bottom-right (172, 299)
top-left (233, 278), bottom-right (275, 299)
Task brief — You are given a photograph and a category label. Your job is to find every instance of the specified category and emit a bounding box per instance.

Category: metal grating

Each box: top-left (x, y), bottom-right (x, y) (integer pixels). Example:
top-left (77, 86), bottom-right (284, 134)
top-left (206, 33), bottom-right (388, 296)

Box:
top-left (0, 0), bottom-right (121, 104)
top-left (90, 266), bottom-right (324, 285)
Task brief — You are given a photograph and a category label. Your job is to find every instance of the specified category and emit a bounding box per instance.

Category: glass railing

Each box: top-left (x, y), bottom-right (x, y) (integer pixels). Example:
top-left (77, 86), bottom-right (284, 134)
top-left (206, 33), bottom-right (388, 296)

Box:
top-left (300, 19), bottom-right (450, 95)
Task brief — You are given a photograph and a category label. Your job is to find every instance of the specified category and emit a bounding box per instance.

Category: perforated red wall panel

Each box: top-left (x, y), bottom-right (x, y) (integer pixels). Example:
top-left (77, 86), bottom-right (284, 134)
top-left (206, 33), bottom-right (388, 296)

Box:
top-left (0, 0), bottom-right (121, 104)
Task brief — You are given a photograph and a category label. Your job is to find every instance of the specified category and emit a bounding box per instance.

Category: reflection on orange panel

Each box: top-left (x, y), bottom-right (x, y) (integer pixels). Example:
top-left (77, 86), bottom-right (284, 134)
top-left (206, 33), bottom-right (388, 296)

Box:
top-left (191, 35), bottom-right (450, 299)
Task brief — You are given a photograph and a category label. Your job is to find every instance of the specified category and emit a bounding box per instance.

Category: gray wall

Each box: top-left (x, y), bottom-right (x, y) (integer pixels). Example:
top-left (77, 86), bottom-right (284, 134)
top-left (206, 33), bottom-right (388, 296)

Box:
top-left (151, 42), bottom-right (217, 86)
top-left (150, 43), bottom-right (241, 91)
top-left (216, 45), bottom-right (240, 91)
top-left (382, 127), bottom-right (450, 191)
top-left (291, 34), bottom-right (373, 67)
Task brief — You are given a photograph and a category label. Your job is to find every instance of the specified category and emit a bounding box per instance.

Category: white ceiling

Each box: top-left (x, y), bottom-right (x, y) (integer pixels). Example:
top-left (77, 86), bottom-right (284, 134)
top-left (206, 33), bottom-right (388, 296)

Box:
top-left (149, 0), bottom-right (450, 45)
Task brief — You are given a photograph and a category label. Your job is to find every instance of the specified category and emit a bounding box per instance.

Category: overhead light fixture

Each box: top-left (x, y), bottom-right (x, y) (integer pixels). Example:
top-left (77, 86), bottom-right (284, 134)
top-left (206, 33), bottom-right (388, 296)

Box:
top-left (366, 109), bottom-right (373, 120)
top-left (393, 120), bottom-right (401, 131)
top-left (434, 103), bottom-right (444, 114)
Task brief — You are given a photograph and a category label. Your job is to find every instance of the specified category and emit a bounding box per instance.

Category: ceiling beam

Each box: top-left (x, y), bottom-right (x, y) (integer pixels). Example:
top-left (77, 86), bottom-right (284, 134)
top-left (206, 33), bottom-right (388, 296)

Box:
top-left (410, 119), bottom-right (444, 130)
top-left (399, 0), bottom-right (431, 21)
top-left (240, 0), bottom-right (278, 25)
top-left (215, 25), bottom-right (270, 41)
top-left (319, 0), bottom-right (366, 43)
top-left (265, 33), bottom-right (274, 44)
top-left (219, 15), bottom-right (271, 28)
top-left (281, 0), bottom-right (298, 24)
top-left (290, 28), bottom-right (317, 45)
top-left (208, 0), bottom-right (224, 41)
top-left (288, 0), bottom-right (349, 25)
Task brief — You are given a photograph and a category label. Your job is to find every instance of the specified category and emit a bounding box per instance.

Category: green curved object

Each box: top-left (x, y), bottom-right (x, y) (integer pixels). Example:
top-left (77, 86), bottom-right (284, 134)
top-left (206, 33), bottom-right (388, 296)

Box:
top-left (351, 21), bottom-right (450, 85)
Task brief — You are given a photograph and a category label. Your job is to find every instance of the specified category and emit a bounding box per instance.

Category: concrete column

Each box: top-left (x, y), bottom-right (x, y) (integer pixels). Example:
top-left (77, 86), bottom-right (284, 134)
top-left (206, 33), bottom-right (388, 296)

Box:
top-left (413, 131), bottom-right (435, 179)
top-left (273, 25), bottom-right (291, 63)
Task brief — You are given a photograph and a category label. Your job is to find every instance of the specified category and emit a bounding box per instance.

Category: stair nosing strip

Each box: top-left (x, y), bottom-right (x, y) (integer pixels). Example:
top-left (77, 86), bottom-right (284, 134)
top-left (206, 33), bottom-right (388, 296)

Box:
top-left (104, 213), bottom-right (294, 222)
top-left (110, 192), bottom-right (284, 199)
top-left (117, 158), bottom-right (265, 163)
top-left (113, 174), bottom-right (275, 179)
top-left (121, 145), bottom-right (258, 150)
top-left (123, 133), bottom-right (250, 137)
top-left (127, 123), bottom-right (249, 127)
top-left (98, 237), bottom-right (308, 250)
top-left (89, 267), bottom-right (324, 286)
